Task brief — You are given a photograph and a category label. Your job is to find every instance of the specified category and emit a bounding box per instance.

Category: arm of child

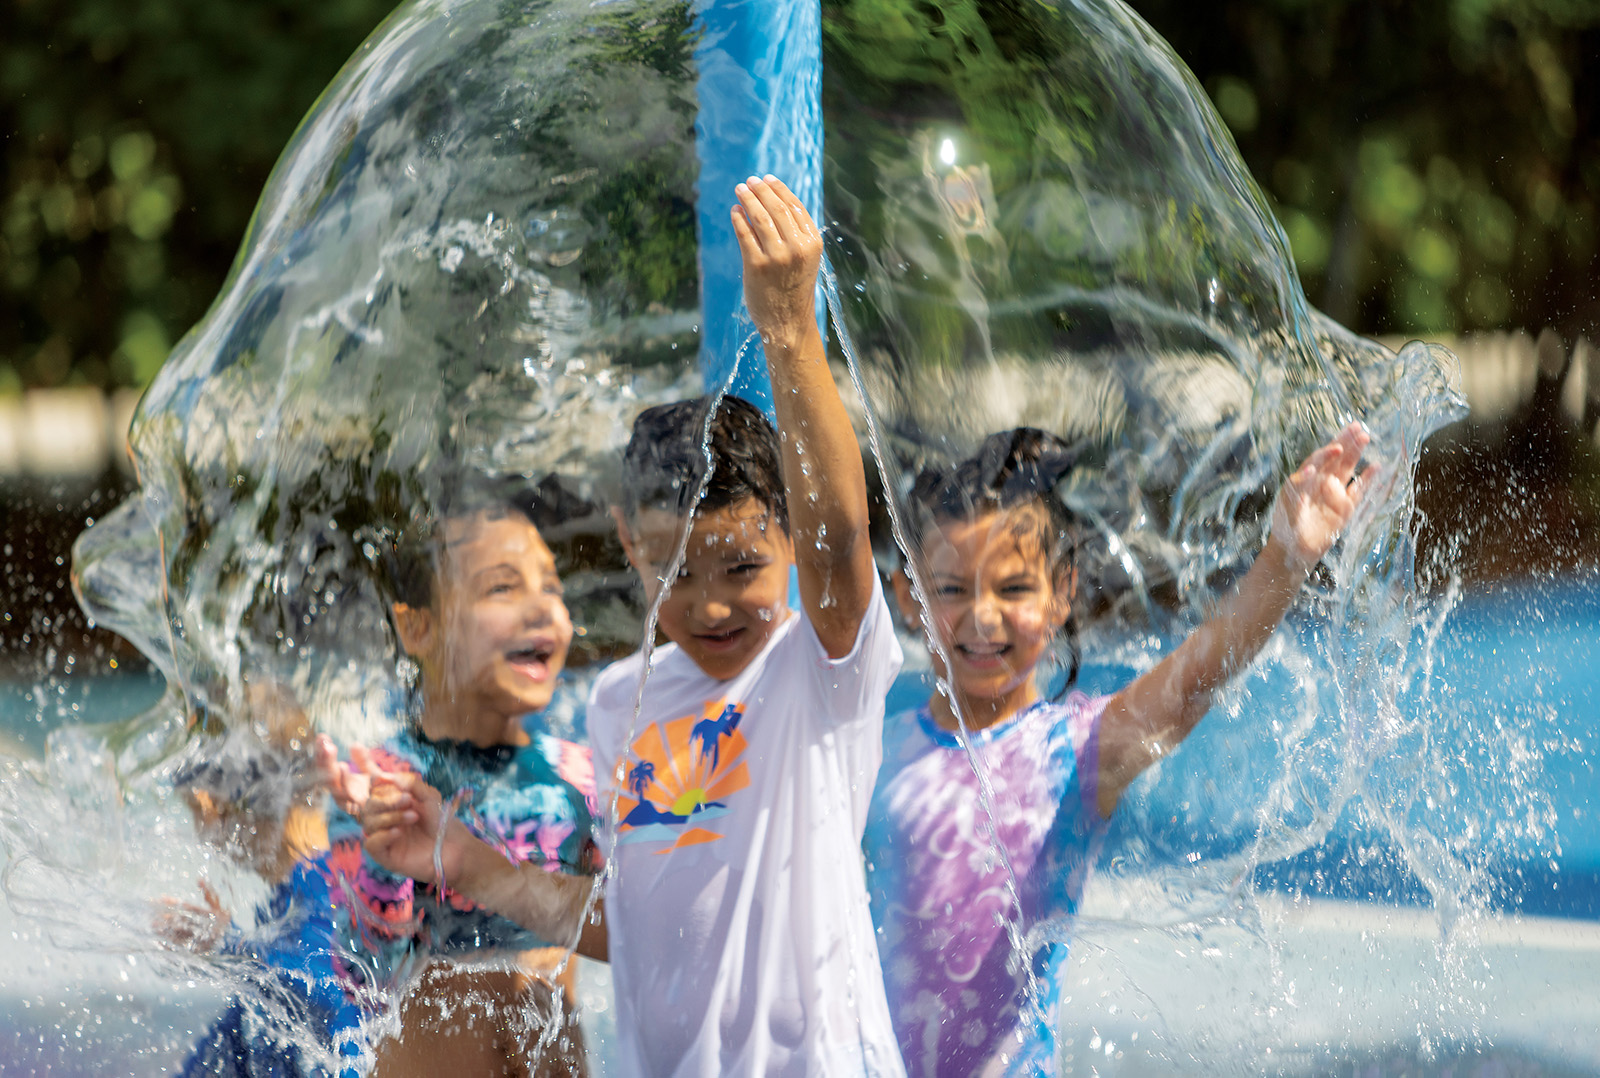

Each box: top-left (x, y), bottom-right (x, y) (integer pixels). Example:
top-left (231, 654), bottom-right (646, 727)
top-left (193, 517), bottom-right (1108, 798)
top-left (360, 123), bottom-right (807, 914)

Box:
top-left (153, 878), bottom-right (228, 953)
top-left (359, 768), bottom-right (609, 962)
top-left (732, 175), bottom-right (876, 658)
top-left (1095, 422), bottom-right (1376, 818)
top-left (315, 733), bottom-right (373, 815)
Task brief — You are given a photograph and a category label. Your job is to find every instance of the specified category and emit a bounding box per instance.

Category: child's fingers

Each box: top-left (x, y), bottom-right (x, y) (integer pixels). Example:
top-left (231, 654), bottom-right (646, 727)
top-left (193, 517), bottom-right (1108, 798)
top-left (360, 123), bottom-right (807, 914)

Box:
top-left (384, 770), bottom-right (429, 799)
top-left (1295, 444), bottom-right (1337, 482)
top-left (314, 734), bottom-right (336, 774)
top-left (316, 746), bottom-right (364, 814)
top-left (760, 175), bottom-right (816, 235)
top-left (747, 175), bottom-right (798, 230)
top-left (1346, 463), bottom-right (1382, 505)
top-left (1328, 422), bottom-right (1369, 482)
top-left (367, 783), bottom-right (414, 813)
top-left (735, 181), bottom-right (782, 250)
top-left (361, 793), bottom-right (419, 829)
top-left (730, 204), bottom-right (760, 257)
top-left (314, 734), bottom-right (346, 794)
top-left (364, 807), bottom-right (419, 832)
top-left (349, 743), bottom-right (375, 774)
top-left (197, 878), bottom-right (222, 912)
top-left (746, 176), bottom-right (803, 245)
top-left (1321, 471), bottom-right (1352, 513)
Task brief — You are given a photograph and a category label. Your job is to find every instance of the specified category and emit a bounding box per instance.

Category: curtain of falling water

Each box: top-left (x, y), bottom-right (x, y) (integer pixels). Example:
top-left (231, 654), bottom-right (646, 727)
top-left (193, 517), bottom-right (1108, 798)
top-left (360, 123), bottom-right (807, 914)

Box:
top-left (0, 0), bottom-right (1567, 1074)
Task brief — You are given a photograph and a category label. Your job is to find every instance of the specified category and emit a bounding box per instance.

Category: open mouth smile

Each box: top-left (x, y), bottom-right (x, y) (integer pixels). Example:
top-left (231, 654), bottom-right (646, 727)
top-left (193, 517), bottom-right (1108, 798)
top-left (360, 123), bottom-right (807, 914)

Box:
top-left (955, 642), bottom-right (1011, 668)
top-left (506, 642), bottom-right (557, 681)
top-left (694, 627), bottom-right (747, 653)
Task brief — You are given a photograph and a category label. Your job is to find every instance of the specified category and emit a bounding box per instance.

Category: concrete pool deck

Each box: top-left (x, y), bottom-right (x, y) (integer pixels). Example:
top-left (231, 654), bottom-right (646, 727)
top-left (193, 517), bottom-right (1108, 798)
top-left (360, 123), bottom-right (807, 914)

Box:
top-left (1062, 889), bottom-right (1600, 1075)
top-left (1, 879), bottom-right (1594, 1075)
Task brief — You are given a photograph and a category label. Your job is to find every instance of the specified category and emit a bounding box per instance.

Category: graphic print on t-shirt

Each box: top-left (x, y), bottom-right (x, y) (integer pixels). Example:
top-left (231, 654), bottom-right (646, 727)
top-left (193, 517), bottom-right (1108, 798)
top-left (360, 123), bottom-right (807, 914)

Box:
top-left (614, 699), bottom-right (750, 853)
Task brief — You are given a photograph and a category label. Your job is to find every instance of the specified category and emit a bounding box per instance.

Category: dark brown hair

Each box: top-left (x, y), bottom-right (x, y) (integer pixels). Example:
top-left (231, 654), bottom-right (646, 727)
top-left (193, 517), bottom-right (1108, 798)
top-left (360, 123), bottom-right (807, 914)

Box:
top-left (620, 395), bottom-right (788, 533)
top-left (385, 471), bottom-right (578, 610)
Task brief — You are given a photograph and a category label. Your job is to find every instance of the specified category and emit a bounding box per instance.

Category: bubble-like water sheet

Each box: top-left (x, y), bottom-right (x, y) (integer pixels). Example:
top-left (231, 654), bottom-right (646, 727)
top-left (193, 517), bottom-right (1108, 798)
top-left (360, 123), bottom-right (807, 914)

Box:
top-left (74, 0), bottom-right (718, 717)
top-left (2, 0), bottom-right (1585, 1073)
top-left (814, 5), bottom-right (1573, 1071)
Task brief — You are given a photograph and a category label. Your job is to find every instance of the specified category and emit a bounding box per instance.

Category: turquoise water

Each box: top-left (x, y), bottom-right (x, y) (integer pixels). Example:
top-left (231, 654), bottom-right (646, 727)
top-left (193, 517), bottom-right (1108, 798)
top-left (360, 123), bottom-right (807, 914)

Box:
top-left (0, 669), bottom-right (166, 756)
top-left (12, 0), bottom-right (1573, 1071)
top-left (880, 579), bottom-right (1600, 922)
top-left (10, 583), bottom-right (1594, 911)
top-left (8, 580), bottom-right (1595, 908)
top-left (1, 580), bottom-right (1596, 1073)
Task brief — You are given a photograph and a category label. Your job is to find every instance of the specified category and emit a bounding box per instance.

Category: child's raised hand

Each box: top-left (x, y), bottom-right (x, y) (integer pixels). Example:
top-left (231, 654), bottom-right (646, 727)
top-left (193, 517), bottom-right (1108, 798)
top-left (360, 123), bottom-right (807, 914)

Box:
top-left (153, 878), bottom-right (228, 953)
top-left (731, 175), bottom-right (822, 352)
top-left (359, 770), bottom-right (458, 887)
top-left (1271, 421), bottom-right (1377, 572)
top-left (314, 734), bottom-right (372, 816)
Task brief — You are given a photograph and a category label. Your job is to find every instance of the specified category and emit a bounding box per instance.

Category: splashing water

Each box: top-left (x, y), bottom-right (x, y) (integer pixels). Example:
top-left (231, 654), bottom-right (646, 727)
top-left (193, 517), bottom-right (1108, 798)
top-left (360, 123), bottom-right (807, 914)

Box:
top-left (0, 0), bottom-right (1586, 1074)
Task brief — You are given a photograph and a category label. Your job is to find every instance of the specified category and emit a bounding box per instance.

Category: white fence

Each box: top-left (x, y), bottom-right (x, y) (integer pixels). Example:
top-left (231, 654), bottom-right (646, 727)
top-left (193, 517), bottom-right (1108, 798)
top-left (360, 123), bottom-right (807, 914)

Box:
top-left (0, 388), bottom-right (141, 481)
top-left (0, 332), bottom-right (1594, 481)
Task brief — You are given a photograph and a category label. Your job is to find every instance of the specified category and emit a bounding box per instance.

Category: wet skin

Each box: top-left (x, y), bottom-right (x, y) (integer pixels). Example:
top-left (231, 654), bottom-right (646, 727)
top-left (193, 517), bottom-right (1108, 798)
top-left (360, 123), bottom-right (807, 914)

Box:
top-left (894, 507), bottom-right (1072, 734)
top-left (615, 499), bottom-right (795, 683)
top-left (394, 513), bottom-right (573, 748)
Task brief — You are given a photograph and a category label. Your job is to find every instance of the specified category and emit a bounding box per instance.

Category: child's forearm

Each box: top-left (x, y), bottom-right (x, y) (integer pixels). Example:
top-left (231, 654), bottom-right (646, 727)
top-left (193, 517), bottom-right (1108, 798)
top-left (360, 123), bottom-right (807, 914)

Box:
top-left (765, 326), bottom-right (870, 562)
top-left (1098, 423), bottom-right (1371, 817)
top-left (766, 325), bottom-right (876, 655)
top-left (734, 176), bottom-right (875, 654)
top-left (1098, 534), bottom-right (1308, 815)
top-left (1138, 533), bottom-right (1306, 732)
top-left (450, 827), bottom-right (609, 962)
top-left (1180, 533), bottom-right (1305, 705)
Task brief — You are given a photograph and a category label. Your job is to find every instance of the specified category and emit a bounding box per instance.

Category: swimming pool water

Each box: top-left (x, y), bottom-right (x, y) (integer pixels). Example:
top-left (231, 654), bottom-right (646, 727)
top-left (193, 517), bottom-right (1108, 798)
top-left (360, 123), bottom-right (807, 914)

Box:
top-left (1, 580), bottom-right (1595, 1074)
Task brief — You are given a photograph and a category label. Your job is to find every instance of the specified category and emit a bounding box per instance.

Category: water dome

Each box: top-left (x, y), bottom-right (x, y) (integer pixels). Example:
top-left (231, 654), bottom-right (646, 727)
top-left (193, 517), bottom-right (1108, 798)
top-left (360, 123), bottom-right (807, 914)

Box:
top-left (4, 0), bottom-right (1581, 1073)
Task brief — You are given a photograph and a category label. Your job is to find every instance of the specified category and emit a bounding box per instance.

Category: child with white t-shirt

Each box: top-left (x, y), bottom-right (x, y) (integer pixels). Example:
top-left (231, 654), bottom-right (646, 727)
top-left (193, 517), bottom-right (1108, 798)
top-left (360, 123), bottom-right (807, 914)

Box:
top-left (352, 175), bottom-right (907, 1077)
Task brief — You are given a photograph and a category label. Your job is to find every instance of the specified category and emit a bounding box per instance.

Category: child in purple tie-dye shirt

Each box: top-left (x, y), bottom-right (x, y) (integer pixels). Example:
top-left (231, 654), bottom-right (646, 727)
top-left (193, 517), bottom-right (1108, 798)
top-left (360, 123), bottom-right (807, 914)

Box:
top-left (867, 422), bottom-right (1376, 1077)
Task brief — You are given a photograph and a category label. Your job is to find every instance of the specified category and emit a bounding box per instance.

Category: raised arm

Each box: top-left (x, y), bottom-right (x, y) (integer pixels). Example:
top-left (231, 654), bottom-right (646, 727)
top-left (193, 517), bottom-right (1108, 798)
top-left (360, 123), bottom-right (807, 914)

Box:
top-left (1095, 422), bottom-right (1375, 818)
top-left (359, 768), bottom-right (608, 962)
top-left (731, 175), bottom-right (875, 658)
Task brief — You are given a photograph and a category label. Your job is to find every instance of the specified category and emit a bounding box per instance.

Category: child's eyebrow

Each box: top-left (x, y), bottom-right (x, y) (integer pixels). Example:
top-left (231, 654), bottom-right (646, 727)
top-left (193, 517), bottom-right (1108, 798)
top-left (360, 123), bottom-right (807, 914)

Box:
top-left (997, 571), bottom-right (1040, 585)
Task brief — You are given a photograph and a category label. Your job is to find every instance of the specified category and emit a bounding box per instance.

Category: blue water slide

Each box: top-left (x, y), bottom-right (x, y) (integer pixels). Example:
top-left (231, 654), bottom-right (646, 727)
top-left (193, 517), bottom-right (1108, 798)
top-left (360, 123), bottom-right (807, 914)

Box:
top-left (692, 0), bottom-right (824, 412)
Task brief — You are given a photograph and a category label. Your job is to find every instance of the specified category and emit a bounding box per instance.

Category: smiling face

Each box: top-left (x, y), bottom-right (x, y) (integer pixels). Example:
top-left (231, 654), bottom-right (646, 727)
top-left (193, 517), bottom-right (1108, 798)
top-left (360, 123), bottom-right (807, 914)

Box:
top-left (896, 506), bottom-right (1073, 731)
top-left (618, 498), bottom-right (794, 682)
top-left (395, 512), bottom-right (573, 747)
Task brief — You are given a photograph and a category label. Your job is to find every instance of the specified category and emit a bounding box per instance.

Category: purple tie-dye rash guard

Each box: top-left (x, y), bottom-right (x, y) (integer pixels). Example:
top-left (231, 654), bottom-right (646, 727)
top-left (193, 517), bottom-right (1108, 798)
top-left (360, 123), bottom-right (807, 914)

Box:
top-left (865, 694), bottom-right (1109, 1078)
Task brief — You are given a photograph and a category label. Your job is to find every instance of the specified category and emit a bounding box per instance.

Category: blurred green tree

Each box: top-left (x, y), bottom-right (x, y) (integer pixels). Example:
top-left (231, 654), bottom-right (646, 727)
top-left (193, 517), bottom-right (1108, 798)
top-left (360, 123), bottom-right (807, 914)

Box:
top-left (1132, 0), bottom-right (1600, 340)
top-left (1, 0), bottom-right (399, 393)
top-left (3, 0), bottom-right (1597, 393)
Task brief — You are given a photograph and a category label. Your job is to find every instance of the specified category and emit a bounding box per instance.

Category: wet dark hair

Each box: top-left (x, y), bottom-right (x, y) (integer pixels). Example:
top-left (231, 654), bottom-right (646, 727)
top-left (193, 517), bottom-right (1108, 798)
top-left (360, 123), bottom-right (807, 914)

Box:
top-left (621, 395), bottom-right (789, 533)
top-left (386, 471), bottom-right (580, 610)
top-left (908, 427), bottom-right (1083, 690)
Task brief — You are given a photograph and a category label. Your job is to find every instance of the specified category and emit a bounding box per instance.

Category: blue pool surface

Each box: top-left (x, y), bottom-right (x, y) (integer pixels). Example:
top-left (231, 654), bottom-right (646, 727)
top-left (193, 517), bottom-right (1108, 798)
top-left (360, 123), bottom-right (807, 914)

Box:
top-left (883, 579), bottom-right (1600, 921)
top-left (4, 581), bottom-right (1596, 924)
top-left (1, 580), bottom-right (1597, 1074)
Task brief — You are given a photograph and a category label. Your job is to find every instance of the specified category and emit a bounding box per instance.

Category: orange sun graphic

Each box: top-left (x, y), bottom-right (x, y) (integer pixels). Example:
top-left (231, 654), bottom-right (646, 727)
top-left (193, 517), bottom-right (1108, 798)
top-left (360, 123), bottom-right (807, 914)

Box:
top-left (614, 700), bottom-right (751, 853)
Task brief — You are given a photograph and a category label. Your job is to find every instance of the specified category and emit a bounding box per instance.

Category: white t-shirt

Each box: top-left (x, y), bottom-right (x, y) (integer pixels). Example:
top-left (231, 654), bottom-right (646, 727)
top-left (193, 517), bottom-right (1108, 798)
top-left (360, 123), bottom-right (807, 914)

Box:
top-left (587, 579), bottom-right (906, 1077)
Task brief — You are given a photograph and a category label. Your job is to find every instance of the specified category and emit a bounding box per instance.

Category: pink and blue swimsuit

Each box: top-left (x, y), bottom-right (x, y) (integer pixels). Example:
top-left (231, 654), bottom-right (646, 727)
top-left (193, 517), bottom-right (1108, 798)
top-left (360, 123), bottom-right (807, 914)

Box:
top-left (321, 724), bottom-right (599, 1000)
top-left (865, 693), bottom-right (1108, 1078)
top-left (181, 721), bottom-right (598, 1078)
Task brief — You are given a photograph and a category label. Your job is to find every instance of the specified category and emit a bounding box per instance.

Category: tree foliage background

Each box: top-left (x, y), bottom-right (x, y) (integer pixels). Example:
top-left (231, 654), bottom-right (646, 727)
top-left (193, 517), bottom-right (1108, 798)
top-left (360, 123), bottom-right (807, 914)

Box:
top-left (2, 0), bottom-right (1597, 394)
top-left (1135, 0), bottom-right (1599, 347)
